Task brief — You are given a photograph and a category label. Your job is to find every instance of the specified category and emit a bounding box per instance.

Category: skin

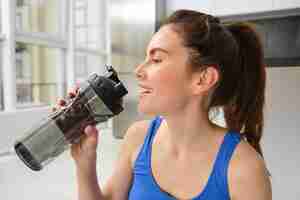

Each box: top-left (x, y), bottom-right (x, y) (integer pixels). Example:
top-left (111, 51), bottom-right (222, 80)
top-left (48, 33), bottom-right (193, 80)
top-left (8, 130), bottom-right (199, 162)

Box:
top-left (66, 24), bottom-right (272, 200)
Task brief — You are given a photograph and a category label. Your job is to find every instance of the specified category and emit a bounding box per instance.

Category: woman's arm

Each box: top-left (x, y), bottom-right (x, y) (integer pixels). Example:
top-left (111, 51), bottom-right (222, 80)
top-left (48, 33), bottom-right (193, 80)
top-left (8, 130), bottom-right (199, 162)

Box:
top-left (74, 120), bottom-right (150, 200)
top-left (228, 141), bottom-right (272, 200)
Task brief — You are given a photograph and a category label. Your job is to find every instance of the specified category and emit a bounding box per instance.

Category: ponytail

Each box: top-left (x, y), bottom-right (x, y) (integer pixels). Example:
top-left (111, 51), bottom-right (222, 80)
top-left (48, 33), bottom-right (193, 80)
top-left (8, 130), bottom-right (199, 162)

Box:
top-left (224, 23), bottom-right (266, 157)
top-left (163, 10), bottom-right (266, 157)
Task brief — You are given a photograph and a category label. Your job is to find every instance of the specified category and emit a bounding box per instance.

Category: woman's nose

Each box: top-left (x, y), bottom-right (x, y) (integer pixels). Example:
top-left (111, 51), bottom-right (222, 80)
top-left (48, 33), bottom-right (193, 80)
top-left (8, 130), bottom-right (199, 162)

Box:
top-left (134, 62), bottom-right (146, 80)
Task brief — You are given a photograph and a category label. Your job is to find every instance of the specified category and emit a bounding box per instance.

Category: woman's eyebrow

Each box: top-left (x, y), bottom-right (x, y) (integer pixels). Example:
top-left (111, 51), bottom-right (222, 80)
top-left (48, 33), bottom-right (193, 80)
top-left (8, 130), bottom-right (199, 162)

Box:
top-left (148, 47), bottom-right (169, 56)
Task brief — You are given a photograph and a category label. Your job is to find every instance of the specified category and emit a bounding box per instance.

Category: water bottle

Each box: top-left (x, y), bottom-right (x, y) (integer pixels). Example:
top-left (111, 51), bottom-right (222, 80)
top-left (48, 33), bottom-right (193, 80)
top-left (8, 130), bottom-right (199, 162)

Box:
top-left (14, 65), bottom-right (128, 171)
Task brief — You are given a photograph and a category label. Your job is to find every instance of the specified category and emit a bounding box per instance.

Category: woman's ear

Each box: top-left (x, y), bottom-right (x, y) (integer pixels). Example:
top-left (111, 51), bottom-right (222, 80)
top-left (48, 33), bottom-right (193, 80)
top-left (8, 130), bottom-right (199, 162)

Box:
top-left (191, 66), bottom-right (219, 95)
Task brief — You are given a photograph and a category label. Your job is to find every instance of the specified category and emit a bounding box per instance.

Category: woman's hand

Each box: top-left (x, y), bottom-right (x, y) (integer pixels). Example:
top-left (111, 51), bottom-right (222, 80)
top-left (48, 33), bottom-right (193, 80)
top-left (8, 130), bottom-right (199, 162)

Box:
top-left (53, 86), bottom-right (100, 174)
top-left (71, 124), bottom-right (99, 173)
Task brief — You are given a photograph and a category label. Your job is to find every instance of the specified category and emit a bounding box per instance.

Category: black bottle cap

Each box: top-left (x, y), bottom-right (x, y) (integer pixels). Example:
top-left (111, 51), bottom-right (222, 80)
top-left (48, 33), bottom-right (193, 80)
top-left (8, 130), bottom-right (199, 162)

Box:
top-left (105, 65), bottom-right (121, 83)
top-left (87, 66), bottom-right (128, 115)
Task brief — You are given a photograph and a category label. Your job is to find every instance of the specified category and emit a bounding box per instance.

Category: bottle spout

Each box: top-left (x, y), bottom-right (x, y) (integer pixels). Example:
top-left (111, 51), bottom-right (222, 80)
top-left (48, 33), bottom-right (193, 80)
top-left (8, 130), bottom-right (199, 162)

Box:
top-left (104, 65), bottom-right (121, 83)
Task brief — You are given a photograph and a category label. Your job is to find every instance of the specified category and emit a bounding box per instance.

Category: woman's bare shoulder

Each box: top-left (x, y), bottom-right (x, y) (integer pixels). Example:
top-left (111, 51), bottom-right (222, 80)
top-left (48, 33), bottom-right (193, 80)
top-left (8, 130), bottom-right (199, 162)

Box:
top-left (229, 140), bottom-right (268, 176)
top-left (122, 120), bottom-right (151, 156)
top-left (101, 120), bottom-right (152, 199)
top-left (228, 140), bottom-right (272, 199)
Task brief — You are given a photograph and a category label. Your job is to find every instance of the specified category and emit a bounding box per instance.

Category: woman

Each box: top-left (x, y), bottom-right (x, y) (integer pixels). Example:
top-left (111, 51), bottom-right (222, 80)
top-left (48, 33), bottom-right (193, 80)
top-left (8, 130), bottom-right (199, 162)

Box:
top-left (68, 9), bottom-right (272, 200)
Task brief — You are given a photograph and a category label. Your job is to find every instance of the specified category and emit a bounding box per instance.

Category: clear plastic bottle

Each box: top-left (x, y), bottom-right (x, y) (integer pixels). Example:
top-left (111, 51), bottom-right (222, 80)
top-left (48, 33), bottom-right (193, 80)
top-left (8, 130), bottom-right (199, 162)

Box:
top-left (14, 65), bottom-right (128, 171)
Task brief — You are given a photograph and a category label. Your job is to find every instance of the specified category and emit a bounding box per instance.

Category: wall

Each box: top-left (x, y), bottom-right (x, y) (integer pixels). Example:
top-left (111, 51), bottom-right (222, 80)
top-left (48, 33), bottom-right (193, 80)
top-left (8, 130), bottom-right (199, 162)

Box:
top-left (263, 67), bottom-right (300, 199)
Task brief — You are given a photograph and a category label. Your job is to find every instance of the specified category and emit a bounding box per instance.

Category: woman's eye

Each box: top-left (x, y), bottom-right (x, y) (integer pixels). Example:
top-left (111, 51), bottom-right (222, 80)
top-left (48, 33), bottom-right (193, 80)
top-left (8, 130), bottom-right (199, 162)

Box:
top-left (152, 58), bottom-right (162, 63)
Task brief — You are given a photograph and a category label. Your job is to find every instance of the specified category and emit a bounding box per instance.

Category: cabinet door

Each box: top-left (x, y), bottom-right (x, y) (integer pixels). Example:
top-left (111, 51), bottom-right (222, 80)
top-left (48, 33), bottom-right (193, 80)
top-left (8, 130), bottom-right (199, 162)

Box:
top-left (166, 0), bottom-right (213, 16)
top-left (273, 0), bottom-right (300, 10)
top-left (213, 0), bottom-right (273, 16)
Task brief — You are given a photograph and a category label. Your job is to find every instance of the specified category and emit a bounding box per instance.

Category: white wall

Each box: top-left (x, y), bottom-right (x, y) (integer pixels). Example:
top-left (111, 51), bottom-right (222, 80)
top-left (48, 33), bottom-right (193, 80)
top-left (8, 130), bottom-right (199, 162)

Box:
top-left (263, 67), bottom-right (300, 200)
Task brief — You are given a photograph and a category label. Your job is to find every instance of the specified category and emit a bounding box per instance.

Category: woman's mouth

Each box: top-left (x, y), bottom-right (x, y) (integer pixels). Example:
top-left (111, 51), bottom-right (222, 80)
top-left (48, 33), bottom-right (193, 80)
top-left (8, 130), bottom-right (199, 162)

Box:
top-left (139, 89), bottom-right (152, 98)
top-left (140, 88), bottom-right (152, 94)
top-left (138, 84), bottom-right (153, 97)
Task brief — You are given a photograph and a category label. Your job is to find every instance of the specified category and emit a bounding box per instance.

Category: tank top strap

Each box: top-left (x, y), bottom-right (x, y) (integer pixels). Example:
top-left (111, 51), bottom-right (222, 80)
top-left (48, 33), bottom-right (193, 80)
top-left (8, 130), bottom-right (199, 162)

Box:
top-left (211, 131), bottom-right (242, 199)
top-left (134, 116), bottom-right (163, 168)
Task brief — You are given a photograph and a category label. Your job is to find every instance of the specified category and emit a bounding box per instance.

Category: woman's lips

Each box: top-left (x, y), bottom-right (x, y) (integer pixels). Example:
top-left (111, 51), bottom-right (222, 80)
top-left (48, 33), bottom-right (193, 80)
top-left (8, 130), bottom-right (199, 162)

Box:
top-left (140, 88), bottom-right (152, 94)
top-left (138, 84), bottom-right (152, 97)
top-left (139, 89), bottom-right (152, 96)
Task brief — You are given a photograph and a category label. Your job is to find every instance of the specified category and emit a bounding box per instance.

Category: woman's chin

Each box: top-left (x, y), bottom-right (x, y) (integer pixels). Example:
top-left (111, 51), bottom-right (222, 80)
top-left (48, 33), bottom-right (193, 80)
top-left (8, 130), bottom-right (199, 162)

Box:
top-left (137, 103), bottom-right (156, 116)
top-left (137, 105), bottom-right (149, 114)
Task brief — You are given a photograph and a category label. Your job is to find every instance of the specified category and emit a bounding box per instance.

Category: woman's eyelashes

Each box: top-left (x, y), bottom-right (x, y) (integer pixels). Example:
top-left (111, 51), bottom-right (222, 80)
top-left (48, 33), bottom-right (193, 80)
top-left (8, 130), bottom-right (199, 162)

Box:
top-left (141, 54), bottom-right (163, 66)
top-left (152, 58), bottom-right (162, 63)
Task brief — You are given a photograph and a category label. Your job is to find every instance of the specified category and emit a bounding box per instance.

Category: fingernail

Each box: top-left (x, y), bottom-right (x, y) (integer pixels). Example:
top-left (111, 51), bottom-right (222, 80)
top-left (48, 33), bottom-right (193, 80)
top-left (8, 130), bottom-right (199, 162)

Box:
top-left (84, 126), bottom-right (93, 136)
top-left (59, 99), bottom-right (66, 106)
top-left (69, 92), bottom-right (76, 98)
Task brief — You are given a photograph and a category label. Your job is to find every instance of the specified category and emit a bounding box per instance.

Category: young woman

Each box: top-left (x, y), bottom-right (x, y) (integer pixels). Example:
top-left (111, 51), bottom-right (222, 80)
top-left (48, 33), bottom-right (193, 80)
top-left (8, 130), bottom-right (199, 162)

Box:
top-left (69, 9), bottom-right (272, 200)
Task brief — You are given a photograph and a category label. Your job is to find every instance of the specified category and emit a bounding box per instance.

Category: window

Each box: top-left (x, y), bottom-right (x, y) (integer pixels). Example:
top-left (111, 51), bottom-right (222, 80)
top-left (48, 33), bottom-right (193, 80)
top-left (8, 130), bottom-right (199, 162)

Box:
top-left (75, 53), bottom-right (87, 78)
top-left (75, 0), bottom-right (85, 8)
top-left (0, 43), bottom-right (3, 110)
top-left (74, 0), bottom-right (106, 50)
top-left (16, 45), bottom-right (32, 103)
top-left (74, 0), bottom-right (108, 83)
top-left (15, 42), bottom-right (62, 106)
top-left (16, 0), bottom-right (62, 36)
top-left (0, 0), bottom-right (111, 162)
top-left (12, 0), bottom-right (67, 108)
top-left (0, 0), bottom-right (109, 111)
top-left (75, 52), bottom-right (106, 82)
top-left (0, 5), bottom-right (3, 110)
top-left (0, 0), bottom-right (2, 33)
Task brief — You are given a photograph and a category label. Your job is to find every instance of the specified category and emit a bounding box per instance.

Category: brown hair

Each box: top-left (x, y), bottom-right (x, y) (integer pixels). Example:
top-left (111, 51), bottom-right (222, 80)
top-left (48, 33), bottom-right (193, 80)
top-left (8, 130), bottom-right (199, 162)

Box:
top-left (163, 10), bottom-right (266, 157)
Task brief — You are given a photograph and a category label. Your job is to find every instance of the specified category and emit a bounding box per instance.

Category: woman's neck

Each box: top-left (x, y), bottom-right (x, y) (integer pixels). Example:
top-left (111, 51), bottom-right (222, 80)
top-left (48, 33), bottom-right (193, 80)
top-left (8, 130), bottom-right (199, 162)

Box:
top-left (159, 105), bottom-right (226, 156)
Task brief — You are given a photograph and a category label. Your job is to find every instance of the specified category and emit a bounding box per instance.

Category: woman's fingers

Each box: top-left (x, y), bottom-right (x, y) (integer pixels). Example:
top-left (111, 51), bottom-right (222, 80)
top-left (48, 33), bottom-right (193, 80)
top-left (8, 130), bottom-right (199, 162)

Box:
top-left (58, 99), bottom-right (66, 106)
top-left (68, 91), bottom-right (76, 98)
top-left (84, 125), bottom-right (99, 147)
top-left (84, 125), bottom-right (98, 137)
top-left (56, 98), bottom-right (66, 109)
top-left (51, 85), bottom-right (79, 112)
top-left (51, 98), bottom-right (66, 112)
top-left (70, 125), bottom-right (99, 160)
top-left (68, 85), bottom-right (80, 98)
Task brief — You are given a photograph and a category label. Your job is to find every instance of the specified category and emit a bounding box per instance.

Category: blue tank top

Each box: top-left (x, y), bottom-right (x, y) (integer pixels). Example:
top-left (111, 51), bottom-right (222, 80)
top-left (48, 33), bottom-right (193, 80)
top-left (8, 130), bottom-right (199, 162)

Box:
top-left (128, 116), bottom-right (241, 200)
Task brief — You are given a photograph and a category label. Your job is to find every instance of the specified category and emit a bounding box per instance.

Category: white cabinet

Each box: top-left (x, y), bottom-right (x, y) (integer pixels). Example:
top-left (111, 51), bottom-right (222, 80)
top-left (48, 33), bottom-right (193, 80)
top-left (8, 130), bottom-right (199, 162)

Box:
top-left (273, 0), bottom-right (300, 10)
top-left (213, 0), bottom-right (273, 16)
top-left (166, 0), bottom-right (213, 16)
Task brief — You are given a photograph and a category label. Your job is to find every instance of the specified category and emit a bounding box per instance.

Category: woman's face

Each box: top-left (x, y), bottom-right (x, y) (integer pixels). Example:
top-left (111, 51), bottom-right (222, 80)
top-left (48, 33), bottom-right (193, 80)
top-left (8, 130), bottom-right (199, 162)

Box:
top-left (135, 25), bottom-right (194, 116)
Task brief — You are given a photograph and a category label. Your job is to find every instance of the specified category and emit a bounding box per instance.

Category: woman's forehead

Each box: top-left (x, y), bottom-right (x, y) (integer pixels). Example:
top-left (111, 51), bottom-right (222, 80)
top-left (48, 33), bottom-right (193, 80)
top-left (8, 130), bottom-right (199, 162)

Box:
top-left (147, 25), bottom-right (184, 54)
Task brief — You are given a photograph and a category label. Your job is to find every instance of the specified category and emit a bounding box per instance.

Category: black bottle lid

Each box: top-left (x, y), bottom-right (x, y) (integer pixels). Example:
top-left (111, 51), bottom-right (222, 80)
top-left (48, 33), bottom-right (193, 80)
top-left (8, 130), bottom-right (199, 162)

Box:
top-left (87, 65), bottom-right (128, 115)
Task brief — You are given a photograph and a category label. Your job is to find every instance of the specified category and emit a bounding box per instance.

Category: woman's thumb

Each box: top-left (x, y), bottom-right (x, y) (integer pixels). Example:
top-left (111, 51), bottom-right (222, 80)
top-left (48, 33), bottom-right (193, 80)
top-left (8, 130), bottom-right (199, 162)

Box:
top-left (84, 125), bottom-right (99, 149)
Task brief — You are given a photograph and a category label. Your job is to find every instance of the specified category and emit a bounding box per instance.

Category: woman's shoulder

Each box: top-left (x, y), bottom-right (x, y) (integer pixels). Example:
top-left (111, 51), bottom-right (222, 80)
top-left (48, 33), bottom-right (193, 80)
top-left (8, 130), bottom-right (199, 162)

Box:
top-left (227, 139), bottom-right (271, 199)
top-left (121, 120), bottom-right (152, 166)
top-left (229, 139), bottom-right (268, 177)
top-left (123, 120), bottom-right (151, 151)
